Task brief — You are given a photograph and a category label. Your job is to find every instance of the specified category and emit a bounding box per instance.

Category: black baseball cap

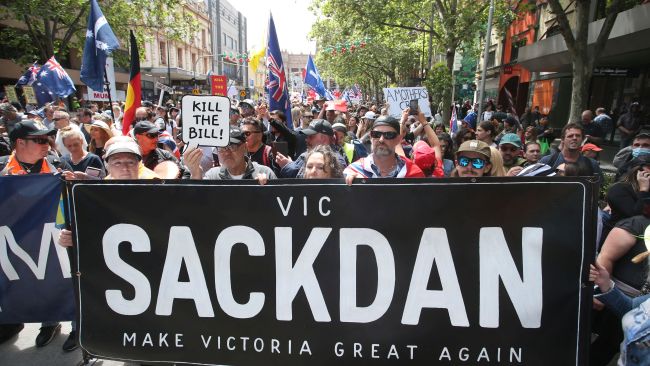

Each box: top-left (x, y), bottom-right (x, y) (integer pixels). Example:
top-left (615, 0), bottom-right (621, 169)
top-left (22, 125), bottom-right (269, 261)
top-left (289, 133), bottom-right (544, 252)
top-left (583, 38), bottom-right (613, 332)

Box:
top-left (301, 119), bottom-right (334, 136)
top-left (134, 121), bottom-right (159, 135)
top-left (9, 120), bottom-right (56, 142)
top-left (228, 127), bottom-right (246, 144)
top-left (372, 116), bottom-right (400, 133)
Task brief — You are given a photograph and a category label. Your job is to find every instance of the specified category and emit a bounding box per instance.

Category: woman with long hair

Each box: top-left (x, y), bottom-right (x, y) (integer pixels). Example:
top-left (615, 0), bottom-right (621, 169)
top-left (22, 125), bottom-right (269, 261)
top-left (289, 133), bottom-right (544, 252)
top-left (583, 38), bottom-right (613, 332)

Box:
top-left (85, 120), bottom-right (114, 158)
top-left (303, 145), bottom-right (344, 179)
top-left (606, 161), bottom-right (650, 230)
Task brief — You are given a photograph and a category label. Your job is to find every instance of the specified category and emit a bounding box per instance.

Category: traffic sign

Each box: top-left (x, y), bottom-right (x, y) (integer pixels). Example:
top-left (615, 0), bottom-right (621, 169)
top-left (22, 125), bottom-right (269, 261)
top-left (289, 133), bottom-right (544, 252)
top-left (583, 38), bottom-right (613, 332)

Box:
top-left (239, 90), bottom-right (246, 98)
top-left (192, 88), bottom-right (200, 95)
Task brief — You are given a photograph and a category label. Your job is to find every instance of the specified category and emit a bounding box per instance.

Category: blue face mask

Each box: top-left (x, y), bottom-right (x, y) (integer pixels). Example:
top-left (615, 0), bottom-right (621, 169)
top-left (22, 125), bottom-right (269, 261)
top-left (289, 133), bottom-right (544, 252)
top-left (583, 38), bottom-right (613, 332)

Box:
top-left (632, 148), bottom-right (650, 158)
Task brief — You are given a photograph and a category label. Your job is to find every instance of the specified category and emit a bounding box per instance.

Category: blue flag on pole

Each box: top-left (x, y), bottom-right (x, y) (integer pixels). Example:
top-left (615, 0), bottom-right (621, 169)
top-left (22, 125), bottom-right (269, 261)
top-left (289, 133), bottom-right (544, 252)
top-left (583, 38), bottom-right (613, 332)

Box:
top-left (35, 57), bottom-right (76, 98)
top-left (304, 55), bottom-right (332, 100)
top-left (265, 13), bottom-right (292, 128)
top-left (15, 63), bottom-right (40, 87)
top-left (80, 0), bottom-right (120, 91)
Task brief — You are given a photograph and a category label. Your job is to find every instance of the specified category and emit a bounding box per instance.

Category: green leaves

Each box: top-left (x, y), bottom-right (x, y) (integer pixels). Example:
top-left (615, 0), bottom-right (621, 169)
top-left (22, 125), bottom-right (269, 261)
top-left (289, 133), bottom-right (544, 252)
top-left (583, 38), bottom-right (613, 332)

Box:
top-left (0, 0), bottom-right (197, 66)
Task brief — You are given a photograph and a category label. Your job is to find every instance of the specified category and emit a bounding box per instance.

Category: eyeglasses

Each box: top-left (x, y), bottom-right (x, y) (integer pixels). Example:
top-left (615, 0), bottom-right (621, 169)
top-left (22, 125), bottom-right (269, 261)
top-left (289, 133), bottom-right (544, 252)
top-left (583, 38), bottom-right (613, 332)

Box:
top-left (25, 137), bottom-right (50, 144)
top-left (243, 131), bottom-right (261, 137)
top-left (216, 143), bottom-right (243, 153)
top-left (108, 159), bottom-right (138, 169)
top-left (370, 130), bottom-right (398, 140)
top-left (458, 156), bottom-right (487, 169)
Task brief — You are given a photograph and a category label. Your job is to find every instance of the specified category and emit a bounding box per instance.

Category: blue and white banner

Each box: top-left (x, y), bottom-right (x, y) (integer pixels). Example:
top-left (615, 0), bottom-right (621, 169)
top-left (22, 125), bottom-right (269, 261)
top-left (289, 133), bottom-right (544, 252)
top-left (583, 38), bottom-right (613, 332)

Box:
top-left (0, 175), bottom-right (74, 323)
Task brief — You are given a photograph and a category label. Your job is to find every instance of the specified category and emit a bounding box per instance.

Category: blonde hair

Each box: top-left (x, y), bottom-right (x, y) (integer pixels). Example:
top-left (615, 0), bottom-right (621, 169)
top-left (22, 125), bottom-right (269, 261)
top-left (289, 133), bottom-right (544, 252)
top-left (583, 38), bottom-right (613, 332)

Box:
top-left (59, 126), bottom-right (83, 142)
top-left (489, 147), bottom-right (506, 177)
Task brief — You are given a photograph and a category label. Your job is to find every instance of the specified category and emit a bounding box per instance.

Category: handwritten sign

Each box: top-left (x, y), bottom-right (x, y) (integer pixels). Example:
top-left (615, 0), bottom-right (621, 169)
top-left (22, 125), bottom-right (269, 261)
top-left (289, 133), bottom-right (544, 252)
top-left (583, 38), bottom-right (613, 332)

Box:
top-left (22, 86), bottom-right (37, 104)
top-left (3, 86), bottom-right (19, 103)
top-left (383, 87), bottom-right (432, 118)
top-left (181, 95), bottom-right (230, 150)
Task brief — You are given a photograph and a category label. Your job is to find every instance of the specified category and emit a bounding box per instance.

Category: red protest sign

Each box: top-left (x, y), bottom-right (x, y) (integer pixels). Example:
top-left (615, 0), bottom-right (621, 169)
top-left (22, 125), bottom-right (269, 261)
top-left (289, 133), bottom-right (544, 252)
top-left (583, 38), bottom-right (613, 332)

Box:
top-left (211, 75), bottom-right (227, 96)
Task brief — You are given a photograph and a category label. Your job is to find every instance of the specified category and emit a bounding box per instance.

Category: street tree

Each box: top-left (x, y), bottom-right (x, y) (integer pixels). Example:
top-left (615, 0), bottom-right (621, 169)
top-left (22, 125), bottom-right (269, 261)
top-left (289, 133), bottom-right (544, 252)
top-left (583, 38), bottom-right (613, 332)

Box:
top-left (0, 0), bottom-right (197, 66)
top-left (311, 0), bottom-right (513, 123)
top-left (546, 0), bottom-right (623, 123)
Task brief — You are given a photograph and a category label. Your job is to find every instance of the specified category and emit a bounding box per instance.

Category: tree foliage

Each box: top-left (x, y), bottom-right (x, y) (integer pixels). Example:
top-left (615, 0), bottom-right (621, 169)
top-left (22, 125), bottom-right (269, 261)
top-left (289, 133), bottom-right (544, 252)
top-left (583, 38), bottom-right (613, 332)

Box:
top-left (0, 0), bottom-right (197, 66)
top-left (310, 0), bottom-right (513, 121)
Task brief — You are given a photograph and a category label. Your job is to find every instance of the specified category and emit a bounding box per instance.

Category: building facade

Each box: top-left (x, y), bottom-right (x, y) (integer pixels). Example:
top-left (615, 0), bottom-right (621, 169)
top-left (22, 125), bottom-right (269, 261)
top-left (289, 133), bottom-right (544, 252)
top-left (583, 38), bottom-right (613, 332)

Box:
top-left (141, 1), bottom-right (212, 101)
top-left (207, 0), bottom-right (248, 91)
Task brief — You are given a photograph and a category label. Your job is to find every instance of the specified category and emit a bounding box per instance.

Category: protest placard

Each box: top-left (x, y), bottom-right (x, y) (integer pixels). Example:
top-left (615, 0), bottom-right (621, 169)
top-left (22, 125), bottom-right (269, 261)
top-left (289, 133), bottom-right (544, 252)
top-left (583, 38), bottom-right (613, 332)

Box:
top-left (0, 175), bottom-right (74, 324)
top-left (70, 178), bottom-right (595, 366)
top-left (383, 87), bottom-right (432, 118)
top-left (181, 95), bottom-right (230, 150)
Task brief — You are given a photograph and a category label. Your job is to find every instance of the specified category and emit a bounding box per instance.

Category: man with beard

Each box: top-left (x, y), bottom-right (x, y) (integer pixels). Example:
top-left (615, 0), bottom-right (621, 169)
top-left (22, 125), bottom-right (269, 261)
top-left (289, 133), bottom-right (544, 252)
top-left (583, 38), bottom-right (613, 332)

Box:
top-left (539, 122), bottom-right (602, 182)
top-left (344, 115), bottom-right (424, 184)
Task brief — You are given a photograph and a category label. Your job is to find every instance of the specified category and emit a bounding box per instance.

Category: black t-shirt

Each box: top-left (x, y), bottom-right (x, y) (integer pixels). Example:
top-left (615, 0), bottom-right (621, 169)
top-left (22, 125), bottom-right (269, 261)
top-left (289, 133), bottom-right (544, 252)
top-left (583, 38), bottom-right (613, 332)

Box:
top-left (613, 215), bottom-right (650, 291)
top-left (583, 122), bottom-right (604, 138)
top-left (63, 153), bottom-right (105, 175)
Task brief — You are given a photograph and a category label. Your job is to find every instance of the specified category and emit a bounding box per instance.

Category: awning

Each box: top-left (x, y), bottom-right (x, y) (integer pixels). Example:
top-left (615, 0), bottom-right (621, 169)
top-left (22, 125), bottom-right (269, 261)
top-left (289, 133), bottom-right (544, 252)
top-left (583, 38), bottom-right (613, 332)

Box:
top-left (518, 3), bottom-right (650, 72)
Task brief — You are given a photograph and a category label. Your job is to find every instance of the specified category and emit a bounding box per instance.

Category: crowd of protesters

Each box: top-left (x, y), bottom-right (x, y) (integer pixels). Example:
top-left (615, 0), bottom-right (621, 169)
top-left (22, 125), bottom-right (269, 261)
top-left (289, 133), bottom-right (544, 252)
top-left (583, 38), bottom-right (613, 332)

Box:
top-left (0, 94), bottom-right (649, 365)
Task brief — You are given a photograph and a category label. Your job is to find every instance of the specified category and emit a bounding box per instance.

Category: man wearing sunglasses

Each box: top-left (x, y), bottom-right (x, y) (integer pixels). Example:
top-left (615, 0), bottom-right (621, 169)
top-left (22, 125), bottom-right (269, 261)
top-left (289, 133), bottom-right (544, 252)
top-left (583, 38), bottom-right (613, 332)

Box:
top-left (344, 115), bottom-right (425, 184)
top-left (0, 120), bottom-right (74, 349)
top-left (185, 127), bottom-right (275, 185)
top-left (240, 117), bottom-right (277, 172)
top-left (133, 121), bottom-right (181, 178)
top-left (454, 140), bottom-right (492, 177)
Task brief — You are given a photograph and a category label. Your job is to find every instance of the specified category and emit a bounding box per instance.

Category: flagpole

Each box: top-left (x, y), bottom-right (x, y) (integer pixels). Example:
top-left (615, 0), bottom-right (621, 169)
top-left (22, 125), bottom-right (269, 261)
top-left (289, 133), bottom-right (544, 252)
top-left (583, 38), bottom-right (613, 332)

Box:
top-left (103, 65), bottom-right (115, 122)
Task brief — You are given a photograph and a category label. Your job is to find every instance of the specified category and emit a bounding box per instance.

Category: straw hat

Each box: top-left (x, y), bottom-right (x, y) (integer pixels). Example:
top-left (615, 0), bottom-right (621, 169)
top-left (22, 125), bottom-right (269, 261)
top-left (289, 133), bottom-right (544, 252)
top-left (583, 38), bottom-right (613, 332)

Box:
top-left (85, 120), bottom-right (115, 138)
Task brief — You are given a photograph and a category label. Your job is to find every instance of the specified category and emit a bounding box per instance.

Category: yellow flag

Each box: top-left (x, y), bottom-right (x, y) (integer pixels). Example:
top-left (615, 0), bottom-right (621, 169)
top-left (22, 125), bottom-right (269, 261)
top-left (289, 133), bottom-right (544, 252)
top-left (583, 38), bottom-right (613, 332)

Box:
top-left (249, 46), bottom-right (266, 72)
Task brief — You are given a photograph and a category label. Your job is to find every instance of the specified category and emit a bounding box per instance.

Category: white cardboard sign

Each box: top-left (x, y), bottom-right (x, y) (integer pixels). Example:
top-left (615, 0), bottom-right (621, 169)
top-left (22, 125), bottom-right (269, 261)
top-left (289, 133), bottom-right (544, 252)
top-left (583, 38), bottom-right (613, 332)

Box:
top-left (181, 95), bottom-right (230, 150)
top-left (383, 87), bottom-right (432, 118)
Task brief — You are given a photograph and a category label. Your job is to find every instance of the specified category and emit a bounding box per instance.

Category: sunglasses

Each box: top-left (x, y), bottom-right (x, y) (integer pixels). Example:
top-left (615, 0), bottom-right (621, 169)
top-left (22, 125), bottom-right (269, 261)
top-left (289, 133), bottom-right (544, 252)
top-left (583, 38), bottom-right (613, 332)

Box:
top-left (458, 156), bottom-right (487, 169)
top-left (370, 130), bottom-right (398, 140)
top-left (145, 133), bottom-right (159, 139)
top-left (25, 137), bottom-right (50, 145)
top-left (243, 131), bottom-right (261, 137)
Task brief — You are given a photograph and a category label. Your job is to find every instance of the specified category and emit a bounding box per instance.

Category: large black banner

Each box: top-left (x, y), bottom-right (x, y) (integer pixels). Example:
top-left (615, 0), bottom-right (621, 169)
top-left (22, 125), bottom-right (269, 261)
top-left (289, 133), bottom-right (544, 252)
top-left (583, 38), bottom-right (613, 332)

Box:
top-left (70, 179), bottom-right (596, 366)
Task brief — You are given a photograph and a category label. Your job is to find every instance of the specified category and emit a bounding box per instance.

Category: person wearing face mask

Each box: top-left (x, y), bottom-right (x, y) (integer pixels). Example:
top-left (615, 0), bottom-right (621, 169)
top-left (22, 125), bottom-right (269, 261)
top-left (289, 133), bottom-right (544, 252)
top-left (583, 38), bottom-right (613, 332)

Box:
top-left (605, 161), bottom-right (650, 239)
top-left (614, 133), bottom-right (650, 175)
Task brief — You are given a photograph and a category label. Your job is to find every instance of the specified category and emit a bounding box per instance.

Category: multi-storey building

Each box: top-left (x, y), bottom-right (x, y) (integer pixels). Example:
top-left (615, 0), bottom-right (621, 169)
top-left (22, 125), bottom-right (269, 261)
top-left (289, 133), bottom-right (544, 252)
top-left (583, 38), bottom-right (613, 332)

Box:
top-left (141, 0), bottom-right (212, 101)
top-left (206, 0), bottom-right (248, 90)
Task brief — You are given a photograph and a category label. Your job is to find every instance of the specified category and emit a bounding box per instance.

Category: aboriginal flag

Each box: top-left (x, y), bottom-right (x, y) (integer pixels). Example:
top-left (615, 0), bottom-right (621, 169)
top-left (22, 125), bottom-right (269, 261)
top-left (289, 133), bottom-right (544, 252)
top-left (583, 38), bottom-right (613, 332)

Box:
top-left (122, 30), bottom-right (141, 135)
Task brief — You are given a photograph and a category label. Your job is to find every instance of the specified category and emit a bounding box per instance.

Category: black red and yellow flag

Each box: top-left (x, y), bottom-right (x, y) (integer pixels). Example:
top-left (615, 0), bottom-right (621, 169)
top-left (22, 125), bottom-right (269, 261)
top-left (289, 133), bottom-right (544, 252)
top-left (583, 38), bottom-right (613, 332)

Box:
top-left (122, 30), bottom-right (141, 135)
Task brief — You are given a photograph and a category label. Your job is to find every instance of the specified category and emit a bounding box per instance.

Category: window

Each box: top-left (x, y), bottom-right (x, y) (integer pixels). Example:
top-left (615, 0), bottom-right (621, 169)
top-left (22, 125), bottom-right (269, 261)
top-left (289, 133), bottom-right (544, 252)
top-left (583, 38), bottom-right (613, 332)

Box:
top-left (223, 32), bottom-right (227, 46)
top-left (192, 53), bottom-right (197, 71)
top-left (202, 29), bottom-right (206, 49)
top-left (487, 50), bottom-right (496, 68)
top-left (177, 48), bottom-right (183, 68)
top-left (511, 39), bottom-right (527, 62)
top-left (159, 41), bottom-right (167, 65)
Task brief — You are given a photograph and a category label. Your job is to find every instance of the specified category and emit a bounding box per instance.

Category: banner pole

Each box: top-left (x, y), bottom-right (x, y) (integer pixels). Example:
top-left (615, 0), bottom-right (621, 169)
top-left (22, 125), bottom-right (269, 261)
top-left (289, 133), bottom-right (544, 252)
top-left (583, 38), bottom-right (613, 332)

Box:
top-left (103, 65), bottom-right (115, 123)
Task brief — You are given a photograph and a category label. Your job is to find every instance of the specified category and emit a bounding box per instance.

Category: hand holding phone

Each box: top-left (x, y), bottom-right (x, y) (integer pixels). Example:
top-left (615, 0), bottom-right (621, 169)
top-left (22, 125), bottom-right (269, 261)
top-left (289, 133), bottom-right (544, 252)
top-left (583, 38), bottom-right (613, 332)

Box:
top-left (409, 99), bottom-right (419, 115)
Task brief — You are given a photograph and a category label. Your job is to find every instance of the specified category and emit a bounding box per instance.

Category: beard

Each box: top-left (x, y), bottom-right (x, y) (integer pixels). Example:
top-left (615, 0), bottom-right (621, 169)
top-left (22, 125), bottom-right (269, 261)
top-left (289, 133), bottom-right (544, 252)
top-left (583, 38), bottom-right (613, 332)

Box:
top-left (373, 144), bottom-right (393, 157)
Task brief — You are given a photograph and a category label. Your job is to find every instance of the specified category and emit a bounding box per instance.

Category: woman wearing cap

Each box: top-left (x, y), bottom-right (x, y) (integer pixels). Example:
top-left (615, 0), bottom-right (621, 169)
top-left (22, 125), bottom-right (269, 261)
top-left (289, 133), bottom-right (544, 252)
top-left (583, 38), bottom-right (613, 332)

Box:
top-left (60, 127), bottom-right (105, 179)
top-left (86, 120), bottom-right (114, 158)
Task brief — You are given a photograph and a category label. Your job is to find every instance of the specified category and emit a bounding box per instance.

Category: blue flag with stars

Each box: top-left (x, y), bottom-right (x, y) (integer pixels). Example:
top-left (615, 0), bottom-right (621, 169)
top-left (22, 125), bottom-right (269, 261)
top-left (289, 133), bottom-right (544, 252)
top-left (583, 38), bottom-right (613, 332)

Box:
top-left (304, 55), bottom-right (332, 101)
top-left (80, 0), bottom-right (120, 91)
top-left (35, 56), bottom-right (76, 98)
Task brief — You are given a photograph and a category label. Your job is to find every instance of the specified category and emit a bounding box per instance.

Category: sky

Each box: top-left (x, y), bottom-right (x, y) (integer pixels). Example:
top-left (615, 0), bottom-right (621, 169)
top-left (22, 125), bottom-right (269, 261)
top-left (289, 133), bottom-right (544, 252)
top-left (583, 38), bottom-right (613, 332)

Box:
top-left (233, 0), bottom-right (318, 54)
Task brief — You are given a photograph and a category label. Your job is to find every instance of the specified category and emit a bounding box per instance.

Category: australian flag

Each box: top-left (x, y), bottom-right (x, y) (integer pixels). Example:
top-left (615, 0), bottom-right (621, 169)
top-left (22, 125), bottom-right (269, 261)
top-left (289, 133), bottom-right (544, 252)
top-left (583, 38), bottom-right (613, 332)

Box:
top-left (266, 14), bottom-right (292, 128)
top-left (304, 55), bottom-right (332, 101)
top-left (35, 57), bottom-right (76, 98)
top-left (15, 63), bottom-right (40, 87)
top-left (80, 0), bottom-right (120, 91)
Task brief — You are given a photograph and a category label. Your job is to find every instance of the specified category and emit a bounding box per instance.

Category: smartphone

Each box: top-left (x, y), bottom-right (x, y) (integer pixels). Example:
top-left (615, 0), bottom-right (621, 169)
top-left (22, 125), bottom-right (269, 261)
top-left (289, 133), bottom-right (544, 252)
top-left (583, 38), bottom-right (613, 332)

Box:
top-left (271, 141), bottom-right (289, 158)
top-left (85, 166), bottom-right (102, 177)
top-left (409, 99), bottom-right (419, 115)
